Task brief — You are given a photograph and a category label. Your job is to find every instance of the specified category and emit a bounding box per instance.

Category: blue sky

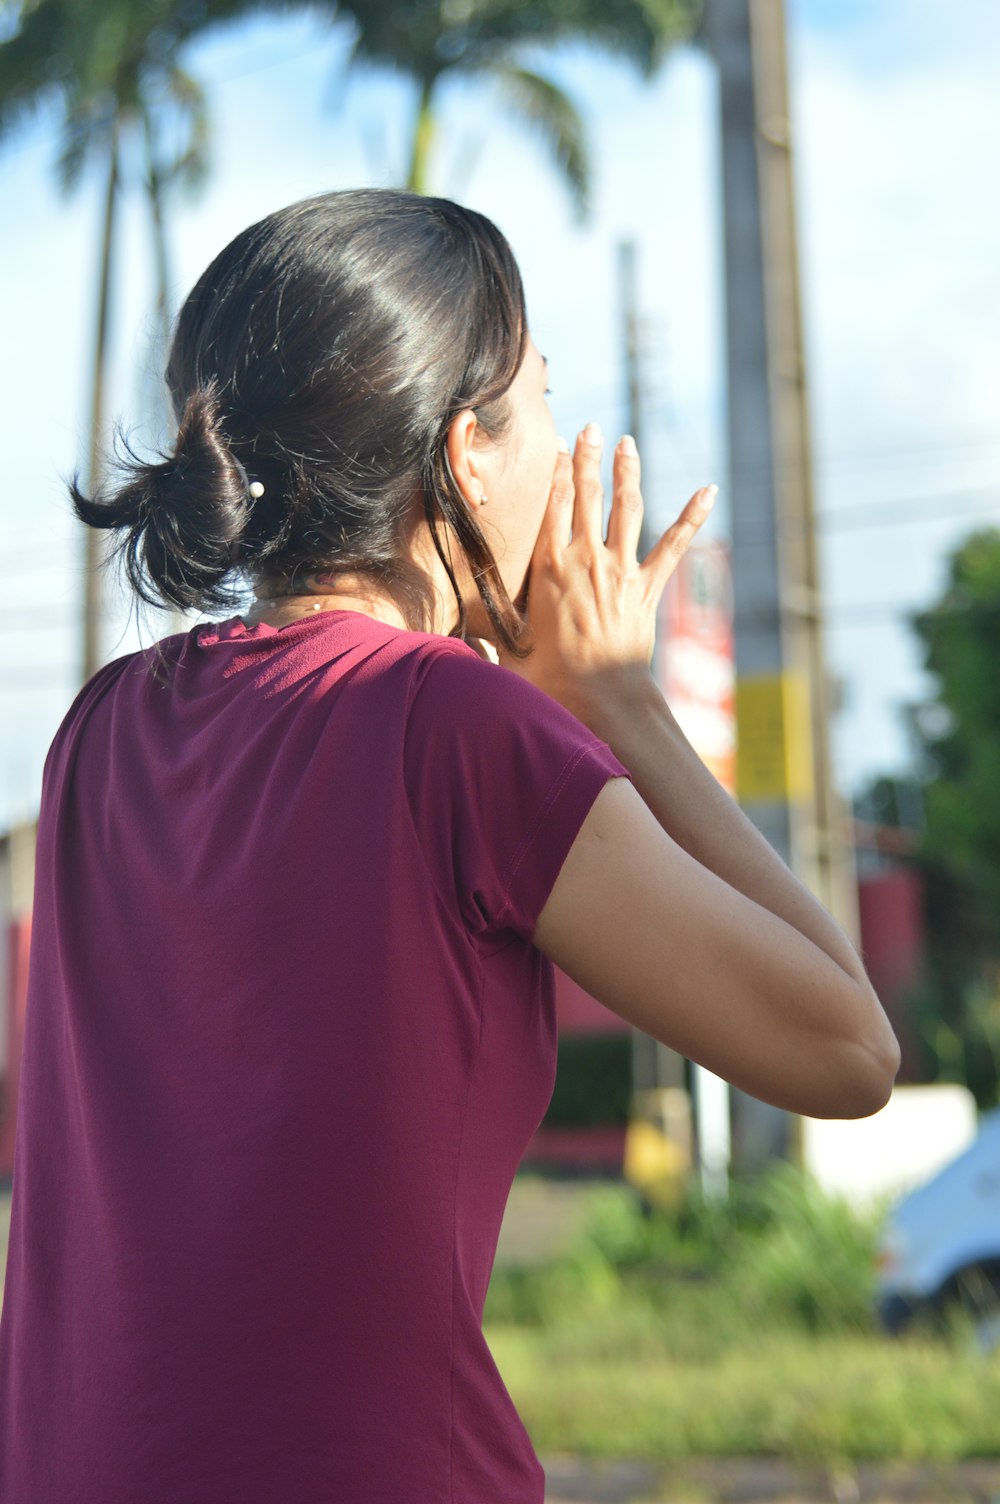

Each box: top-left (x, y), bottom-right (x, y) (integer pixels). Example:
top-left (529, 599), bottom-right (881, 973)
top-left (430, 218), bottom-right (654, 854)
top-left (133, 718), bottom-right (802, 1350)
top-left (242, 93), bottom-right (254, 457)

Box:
top-left (1, 0), bottom-right (999, 828)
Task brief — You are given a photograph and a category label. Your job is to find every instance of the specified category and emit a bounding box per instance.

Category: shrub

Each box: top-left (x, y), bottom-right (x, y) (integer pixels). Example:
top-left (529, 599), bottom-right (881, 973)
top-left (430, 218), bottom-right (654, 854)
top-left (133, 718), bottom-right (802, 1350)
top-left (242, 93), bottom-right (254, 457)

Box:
top-left (488, 1164), bottom-right (888, 1337)
top-left (722, 1164), bottom-right (885, 1332)
top-left (542, 1032), bottom-right (633, 1127)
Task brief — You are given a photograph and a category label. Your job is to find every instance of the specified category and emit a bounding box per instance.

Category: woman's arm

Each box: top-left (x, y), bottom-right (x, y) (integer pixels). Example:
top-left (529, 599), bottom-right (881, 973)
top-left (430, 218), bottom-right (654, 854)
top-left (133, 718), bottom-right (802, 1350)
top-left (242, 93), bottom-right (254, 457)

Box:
top-left (504, 429), bottom-right (900, 1119)
top-left (532, 685), bottom-right (900, 1119)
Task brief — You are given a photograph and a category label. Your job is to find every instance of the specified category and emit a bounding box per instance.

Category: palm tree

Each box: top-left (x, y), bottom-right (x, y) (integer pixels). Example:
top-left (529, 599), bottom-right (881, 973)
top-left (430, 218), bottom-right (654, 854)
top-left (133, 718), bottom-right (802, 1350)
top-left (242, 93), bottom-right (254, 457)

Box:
top-left (328, 0), bottom-right (703, 215)
top-left (0, 0), bottom-right (260, 679)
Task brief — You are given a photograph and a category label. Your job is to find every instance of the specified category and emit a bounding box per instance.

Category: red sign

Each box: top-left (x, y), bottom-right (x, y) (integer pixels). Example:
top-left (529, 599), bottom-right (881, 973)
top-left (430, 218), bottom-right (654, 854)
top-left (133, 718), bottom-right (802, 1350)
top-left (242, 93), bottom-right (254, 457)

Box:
top-left (655, 541), bottom-right (736, 795)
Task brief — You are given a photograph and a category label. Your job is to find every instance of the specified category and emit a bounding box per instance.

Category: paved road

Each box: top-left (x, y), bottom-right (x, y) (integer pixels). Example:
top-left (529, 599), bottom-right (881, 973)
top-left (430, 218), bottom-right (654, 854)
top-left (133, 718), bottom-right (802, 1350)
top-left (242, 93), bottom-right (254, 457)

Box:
top-left (495, 1171), bottom-right (606, 1266)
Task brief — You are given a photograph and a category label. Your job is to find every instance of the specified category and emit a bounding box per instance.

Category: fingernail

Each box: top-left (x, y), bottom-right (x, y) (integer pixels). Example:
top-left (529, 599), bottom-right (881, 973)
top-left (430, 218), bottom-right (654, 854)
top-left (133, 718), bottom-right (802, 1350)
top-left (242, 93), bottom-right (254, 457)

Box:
top-left (620, 434), bottom-right (637, 457)
top-left (704, 484), bottom-right (719, 506)
top-left (582, 421), bottom-right (602, 447)
top-left (557, 435), bottom-right (570, 453)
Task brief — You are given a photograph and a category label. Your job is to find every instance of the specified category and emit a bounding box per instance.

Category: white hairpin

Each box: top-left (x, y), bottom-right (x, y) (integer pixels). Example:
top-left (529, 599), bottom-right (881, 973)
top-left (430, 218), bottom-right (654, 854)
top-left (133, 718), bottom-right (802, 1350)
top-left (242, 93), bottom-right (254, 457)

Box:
top-left (248, 480), bottom-right (265, 499)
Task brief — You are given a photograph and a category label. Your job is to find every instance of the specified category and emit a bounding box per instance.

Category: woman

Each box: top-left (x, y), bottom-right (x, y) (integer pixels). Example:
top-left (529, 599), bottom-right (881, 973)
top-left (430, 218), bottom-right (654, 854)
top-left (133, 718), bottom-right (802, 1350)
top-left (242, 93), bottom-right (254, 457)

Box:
top-left (0, 189), bottom-right (899, 1503)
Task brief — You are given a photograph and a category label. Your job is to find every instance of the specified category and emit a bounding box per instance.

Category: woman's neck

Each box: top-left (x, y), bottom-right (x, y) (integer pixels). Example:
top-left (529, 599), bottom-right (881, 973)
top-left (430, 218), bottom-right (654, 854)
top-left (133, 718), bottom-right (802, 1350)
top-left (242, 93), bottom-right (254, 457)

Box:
top-left (241, 574), bottom-right (498, 660)
top-left (242, 570), bottom-right (408, 631)
top-left (249, 559), bottom-right (502, 635)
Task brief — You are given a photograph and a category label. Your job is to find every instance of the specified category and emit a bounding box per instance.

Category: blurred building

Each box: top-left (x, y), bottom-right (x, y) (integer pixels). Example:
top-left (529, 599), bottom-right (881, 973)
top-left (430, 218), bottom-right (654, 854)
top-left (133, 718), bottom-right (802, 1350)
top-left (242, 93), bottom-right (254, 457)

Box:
top-left (0, 742), bottom-right (932, 1185)
top-left (854, 818), bottom-right (925, 1084)
top-left (0, 820), bottom-right (34, 1181)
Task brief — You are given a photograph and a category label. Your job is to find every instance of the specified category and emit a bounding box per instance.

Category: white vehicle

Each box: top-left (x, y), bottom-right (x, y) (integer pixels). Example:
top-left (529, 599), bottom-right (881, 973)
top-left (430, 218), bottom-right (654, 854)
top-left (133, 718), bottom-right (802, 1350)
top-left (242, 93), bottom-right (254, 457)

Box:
top-left (877, 1106), bottom-right (1000, 1349)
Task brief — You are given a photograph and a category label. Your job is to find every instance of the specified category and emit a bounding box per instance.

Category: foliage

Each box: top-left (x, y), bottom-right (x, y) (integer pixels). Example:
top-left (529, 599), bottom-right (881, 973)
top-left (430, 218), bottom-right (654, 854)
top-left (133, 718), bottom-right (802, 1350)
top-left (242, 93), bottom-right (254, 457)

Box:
top-left (912, 529), bottom-right (1000, 930)
top-left (486, 1321), bottom-right (1000, 1463)
top-left (541, 1031), bottom-right (633, 1127)
top-left (913, 532), bottom-right (1000, 1107)
top-left (327, 0), bottom-right (703, 208)
top-left (488, 1166), bottom-right (886, 1333)
top-left (484, 1171), bottom-right (1000, 1463)
top-left (857, 529), bottom-right (1000, 1110)
top-left (0, 0), bottom-right (233, 483)
top-left (728, 1163), bottom-right (884, 1333)
top-left (0, 0), bottom-right (241, 190)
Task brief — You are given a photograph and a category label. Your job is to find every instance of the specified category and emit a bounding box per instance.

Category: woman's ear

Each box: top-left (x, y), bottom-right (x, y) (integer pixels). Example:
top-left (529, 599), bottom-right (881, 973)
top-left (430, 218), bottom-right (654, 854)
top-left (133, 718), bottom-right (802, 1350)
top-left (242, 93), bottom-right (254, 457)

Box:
top-left (445, 409), bottom-right (488, 511)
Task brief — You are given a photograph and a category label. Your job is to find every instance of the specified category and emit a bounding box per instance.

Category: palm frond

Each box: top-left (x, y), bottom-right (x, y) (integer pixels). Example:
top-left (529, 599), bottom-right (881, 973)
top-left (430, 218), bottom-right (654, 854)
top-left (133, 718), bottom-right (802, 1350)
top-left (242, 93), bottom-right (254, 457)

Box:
top-left (427, 0), bottom-right (698, 78)
top-left (636, 0), bottom-right (703, 72)
top-left (131, 62), bottom-right (211, 205)
top-left (190, 0), bottom-right (323, 30)
top-left (338, 1), bottom-right (446, 77)
top-left (159, 64), bottom-right (211, 193)
top-left (490, 62), bottom-right (590, 222)
top-left (54, 94), bottom-right (117, 192)
top-left (0, 0), bottom-right (76, 141)
top-left (0, 2), bottom-right (29, 46)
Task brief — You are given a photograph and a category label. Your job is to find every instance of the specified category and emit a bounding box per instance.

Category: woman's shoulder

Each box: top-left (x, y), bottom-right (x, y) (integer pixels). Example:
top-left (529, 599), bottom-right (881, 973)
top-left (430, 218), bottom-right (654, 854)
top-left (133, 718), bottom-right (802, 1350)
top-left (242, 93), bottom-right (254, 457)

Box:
top-left (404, 632), bottom-right (598, 747)
top-left (407, 631), bottom-right (523, 700)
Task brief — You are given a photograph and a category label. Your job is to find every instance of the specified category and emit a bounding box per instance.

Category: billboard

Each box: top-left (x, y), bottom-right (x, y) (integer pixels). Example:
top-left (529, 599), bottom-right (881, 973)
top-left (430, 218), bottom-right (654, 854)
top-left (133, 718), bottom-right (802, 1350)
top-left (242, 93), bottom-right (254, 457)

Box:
top-left (655, 538), bottom-right (736, 796)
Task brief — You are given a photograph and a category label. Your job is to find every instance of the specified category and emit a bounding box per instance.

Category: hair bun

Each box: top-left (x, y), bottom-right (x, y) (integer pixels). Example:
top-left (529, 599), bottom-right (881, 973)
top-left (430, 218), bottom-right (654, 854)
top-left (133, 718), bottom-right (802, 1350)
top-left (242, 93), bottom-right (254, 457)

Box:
top-left (71, 381), bottom-right (255, 612)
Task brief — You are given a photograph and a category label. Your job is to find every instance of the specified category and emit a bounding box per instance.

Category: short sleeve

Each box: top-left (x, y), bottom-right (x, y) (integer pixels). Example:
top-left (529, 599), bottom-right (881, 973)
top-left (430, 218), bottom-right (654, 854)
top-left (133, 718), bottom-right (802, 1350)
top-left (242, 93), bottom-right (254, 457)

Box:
top-left (403, 644), bottom-right (633, 945)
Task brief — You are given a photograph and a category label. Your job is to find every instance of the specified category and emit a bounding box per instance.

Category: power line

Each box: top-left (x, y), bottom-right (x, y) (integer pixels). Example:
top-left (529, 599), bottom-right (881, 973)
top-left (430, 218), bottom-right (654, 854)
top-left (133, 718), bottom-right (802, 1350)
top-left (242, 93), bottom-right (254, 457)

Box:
top-left (0, 671), bottom-right (70, 690)
top-left (823, 594), bottom-right (1000, 627)
top-left (3, 477), bottom-right (999, 594)
top-left (0, 606), bottom-right (77, 628)
top-left (824, 604), bottom-right (926, 626)
top-left (658, 430), bottom-right (1000, 474)
top-left (816, 482), bottom-right (999, 533)
top-left (0, 540), bottom-right (80, 568)
top-left (645, 479), bottom-right (1000, 543)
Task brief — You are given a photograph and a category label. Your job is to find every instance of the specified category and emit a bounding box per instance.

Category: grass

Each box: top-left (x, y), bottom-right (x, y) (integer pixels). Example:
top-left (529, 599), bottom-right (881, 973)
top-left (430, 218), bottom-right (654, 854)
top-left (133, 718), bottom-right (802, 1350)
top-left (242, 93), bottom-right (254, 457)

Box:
top-left (485, 1321), bottom-right (1000, 1464)
top-left (483, 1171), bottom-right (1000, 1465)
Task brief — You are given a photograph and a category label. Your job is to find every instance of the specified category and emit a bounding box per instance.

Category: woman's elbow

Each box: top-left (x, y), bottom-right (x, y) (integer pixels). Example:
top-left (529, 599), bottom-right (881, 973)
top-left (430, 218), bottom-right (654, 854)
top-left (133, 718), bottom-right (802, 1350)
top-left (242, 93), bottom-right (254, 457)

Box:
top-left (815, 1030), bottom-right (902, 1120)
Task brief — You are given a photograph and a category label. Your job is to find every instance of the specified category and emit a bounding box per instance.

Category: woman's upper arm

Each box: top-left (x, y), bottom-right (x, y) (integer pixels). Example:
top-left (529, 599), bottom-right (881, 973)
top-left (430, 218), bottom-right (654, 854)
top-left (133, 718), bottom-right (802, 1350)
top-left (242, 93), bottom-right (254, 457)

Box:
top-left (532, 776), bottom-right (895, 1120)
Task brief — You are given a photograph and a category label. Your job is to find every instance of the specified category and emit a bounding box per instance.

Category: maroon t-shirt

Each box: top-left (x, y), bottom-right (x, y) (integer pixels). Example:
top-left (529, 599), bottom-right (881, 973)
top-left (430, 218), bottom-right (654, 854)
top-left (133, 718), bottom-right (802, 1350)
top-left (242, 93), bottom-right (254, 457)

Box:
top-left (0, 609), bottom-right (631, 1503)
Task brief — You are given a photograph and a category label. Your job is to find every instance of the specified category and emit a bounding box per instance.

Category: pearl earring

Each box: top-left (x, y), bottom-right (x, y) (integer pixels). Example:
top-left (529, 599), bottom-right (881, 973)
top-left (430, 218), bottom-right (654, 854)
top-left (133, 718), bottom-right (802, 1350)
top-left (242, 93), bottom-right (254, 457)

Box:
top-left (479, 492), bottom-right (488, 505)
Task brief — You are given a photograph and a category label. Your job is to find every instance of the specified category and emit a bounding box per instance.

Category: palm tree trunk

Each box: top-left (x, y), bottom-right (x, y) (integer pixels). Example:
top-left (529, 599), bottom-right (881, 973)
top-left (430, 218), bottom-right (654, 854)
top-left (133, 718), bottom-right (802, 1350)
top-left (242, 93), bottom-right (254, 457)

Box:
top-left (142, 103), bottom-right (172, 356)
top-left (406, 75), bottom-right (436, 194)
top-left (82, 116), bottom-right (121, 685)
top-left (142, 103), bottom-right (190, 639)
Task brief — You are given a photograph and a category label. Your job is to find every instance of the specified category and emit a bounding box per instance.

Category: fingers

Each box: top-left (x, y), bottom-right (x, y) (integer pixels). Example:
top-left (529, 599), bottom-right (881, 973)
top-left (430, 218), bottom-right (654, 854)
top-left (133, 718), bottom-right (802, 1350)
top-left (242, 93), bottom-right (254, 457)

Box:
top-left (572, 423), bottom-right (605, 547)
top-left (606, 435), bottom-right (643, 559)
top-left (536, 421), bottom-right (717, 609)
top-left (642, 485), bottom-right (718, 587)
top-left (534, 440), bottom-right (576, 561)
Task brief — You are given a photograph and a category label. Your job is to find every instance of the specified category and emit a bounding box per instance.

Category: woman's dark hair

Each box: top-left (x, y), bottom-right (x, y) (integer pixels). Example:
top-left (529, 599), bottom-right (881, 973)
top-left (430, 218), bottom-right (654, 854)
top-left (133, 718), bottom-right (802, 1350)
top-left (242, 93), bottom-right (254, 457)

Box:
top-left (71, 188), bottom-right (533, 657)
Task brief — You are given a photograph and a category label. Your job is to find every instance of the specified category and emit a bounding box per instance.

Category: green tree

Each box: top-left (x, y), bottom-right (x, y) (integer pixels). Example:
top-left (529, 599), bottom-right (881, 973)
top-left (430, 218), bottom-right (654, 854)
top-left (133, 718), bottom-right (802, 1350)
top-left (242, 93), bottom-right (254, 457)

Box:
top-left (329, 0), bottom-right (702, 213)
top-left (909, 529), bottom-right (1000, 1106)
top-left (0, 0), bottom-right (255, 677)
top-left (859, 529), bottom-right (1000, 1107)
top-left (912, 529), bottom-right (1000, 921)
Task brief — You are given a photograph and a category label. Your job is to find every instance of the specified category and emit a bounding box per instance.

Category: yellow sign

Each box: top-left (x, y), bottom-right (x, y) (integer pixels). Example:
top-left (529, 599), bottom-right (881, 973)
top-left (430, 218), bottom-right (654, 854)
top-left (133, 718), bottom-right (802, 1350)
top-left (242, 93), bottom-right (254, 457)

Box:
top-left (735, 670), bottom-right (814, 803)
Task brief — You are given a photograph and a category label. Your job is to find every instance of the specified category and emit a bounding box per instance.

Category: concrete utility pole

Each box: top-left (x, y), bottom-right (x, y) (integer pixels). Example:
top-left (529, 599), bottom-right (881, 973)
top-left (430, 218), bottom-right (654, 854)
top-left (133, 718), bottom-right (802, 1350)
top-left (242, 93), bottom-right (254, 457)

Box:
top-left (618, 243), bottom-right (644, 459)
top-left (81, 136), bottom-right (120, 687)
top-left (705, 0), bottom-right (861, 1171)
top-left (619, 240), bottom-right (687, 1103)
top-left (617, 240), bottom-right (655, 562)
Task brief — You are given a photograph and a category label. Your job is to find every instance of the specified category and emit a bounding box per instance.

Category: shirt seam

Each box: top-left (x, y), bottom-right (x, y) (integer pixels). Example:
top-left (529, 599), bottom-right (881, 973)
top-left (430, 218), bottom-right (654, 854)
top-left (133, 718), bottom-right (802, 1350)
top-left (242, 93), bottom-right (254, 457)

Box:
top-left (449, 952), bottom-right (489, 1504)
top-left (400, 649), bottom-right (489, 963)
top-left (492, 740), bottom-right (603, 935)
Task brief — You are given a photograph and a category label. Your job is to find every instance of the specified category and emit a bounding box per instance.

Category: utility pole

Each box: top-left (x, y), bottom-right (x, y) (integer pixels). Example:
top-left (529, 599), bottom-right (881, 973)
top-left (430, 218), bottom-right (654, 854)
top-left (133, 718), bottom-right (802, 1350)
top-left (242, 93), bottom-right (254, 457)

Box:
top-left (81, 128), bottom-right (121, 686)
top-left (619, 240), bottom-right (687, 1105)
top-left (705, 0), bottom-right (861, 1172)
top-left (617, 240), bottom-right (654, 561)
top-left (619, 243), bottom-right (643, 456)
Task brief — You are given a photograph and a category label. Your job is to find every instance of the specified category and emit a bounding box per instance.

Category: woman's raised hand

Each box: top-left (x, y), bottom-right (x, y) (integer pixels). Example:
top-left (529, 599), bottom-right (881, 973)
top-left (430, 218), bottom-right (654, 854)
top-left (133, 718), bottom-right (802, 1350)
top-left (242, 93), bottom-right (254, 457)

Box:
top-left (497, 423), bottom-right (717, 726)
